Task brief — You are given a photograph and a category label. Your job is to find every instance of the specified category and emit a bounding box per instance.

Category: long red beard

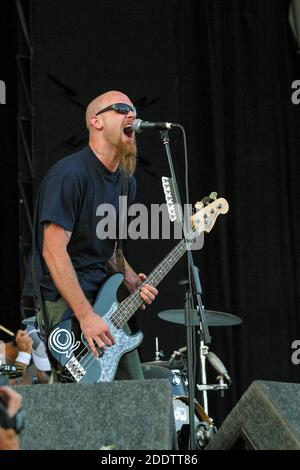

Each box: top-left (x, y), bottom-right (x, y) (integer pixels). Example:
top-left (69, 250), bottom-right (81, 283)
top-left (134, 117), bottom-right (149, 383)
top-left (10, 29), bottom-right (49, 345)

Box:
top-left (117, 140), bottom-right (137, 174)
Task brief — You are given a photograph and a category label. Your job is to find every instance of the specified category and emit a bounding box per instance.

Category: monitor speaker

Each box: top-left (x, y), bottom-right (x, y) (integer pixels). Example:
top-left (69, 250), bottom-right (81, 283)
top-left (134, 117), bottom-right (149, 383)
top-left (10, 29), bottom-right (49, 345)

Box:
top-left (206, 380), bottom-right (300, 450)
top-left (17, 379), bottom-right (175, 450)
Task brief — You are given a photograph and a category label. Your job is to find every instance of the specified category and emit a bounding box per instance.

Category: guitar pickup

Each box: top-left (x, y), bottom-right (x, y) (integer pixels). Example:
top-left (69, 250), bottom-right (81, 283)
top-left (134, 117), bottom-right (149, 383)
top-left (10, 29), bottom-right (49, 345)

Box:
top-left (66, 356), bottom-right (86, 382)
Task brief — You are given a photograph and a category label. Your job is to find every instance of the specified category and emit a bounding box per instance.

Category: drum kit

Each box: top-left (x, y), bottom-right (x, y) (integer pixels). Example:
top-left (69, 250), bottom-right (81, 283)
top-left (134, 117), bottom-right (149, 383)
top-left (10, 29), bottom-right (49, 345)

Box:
top-left (142, 308), bottom-right (242, 449)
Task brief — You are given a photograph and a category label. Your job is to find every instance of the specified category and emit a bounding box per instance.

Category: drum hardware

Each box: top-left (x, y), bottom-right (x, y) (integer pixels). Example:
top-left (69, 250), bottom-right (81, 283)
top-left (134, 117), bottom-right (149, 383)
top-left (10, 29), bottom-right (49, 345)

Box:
top-left (170, 369), bottom-right (187, 396)
top-left (197, 376), bottom-right (230, 393)
top-left (158, 308), bottom-right (241, 416)
top-left (169, 343), bottom-right (224, 449)
top-left (155, 336), bottom-right (164, 362)
top-left (167, 346), bottom-right (187, 371)
top-left (142, 343), bottom-right (220, 450)
top-left (195, 420), bottom-right (217, 449)
top-left (173, 395), bottom-right (217, 449)
top-left (143, 337), bottom-right (169, 368)
top-left (198, 341), bottom-right (232, 415)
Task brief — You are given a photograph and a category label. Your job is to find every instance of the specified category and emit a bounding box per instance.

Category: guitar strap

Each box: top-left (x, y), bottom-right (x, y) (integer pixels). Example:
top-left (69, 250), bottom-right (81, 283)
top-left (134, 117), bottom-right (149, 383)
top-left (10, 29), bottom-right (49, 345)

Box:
top-left (31, 187), bottom-right (49, 337)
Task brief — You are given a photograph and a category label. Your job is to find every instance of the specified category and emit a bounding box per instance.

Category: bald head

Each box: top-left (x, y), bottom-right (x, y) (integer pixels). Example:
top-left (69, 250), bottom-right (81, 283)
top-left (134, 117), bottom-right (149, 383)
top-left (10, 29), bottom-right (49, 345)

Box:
top-left (85, 90), bottom-right (131, 130)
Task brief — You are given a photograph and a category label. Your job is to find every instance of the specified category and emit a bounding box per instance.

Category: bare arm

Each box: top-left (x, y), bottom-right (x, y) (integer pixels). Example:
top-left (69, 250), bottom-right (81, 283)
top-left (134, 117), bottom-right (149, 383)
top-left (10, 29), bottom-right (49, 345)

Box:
top-left (43, 223), bottom-right (114, 356)
top-left (108, 250), bottom-right (158, 305)
top-left (14, 330), bottom-right (32, 374)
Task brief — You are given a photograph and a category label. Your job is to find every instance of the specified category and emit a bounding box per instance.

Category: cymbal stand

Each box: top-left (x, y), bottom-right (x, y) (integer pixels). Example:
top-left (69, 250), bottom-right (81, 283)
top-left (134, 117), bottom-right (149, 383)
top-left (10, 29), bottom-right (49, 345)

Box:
top-left (155, 336), bottom-right (164, 361)
top-left (199, 339), bottom-right (209, 414)
top-left (196, 341), bottom-right (230, 415)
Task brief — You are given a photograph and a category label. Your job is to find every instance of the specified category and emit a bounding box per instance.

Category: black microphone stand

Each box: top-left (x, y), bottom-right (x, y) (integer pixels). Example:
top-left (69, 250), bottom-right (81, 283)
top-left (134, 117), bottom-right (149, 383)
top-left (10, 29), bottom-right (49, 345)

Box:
top-left (159, 129), bottom-right (211, 450)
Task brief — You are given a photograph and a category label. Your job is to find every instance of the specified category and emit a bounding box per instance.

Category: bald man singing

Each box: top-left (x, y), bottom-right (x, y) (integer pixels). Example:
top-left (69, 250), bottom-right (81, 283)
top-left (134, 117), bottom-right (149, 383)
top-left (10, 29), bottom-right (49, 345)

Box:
top-left (25, 91), bottom-right (158, 382)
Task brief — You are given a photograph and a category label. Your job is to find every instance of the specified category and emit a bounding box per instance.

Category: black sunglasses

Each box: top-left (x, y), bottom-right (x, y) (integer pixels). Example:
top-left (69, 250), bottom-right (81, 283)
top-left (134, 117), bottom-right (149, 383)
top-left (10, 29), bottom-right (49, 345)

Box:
top-left (95, 103), bottom-right (137, 116)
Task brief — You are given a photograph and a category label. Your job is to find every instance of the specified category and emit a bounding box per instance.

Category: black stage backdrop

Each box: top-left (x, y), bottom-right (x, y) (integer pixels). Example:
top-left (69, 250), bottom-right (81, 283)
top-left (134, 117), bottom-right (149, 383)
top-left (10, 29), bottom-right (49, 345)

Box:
top-left (1, 0), bottom-right (300, 427)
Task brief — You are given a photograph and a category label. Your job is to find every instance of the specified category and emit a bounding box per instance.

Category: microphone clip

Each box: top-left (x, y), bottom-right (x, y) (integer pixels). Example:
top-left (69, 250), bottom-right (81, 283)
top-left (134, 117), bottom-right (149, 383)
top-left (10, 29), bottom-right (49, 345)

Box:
top-left (161, 177), bottom-right (182, 222)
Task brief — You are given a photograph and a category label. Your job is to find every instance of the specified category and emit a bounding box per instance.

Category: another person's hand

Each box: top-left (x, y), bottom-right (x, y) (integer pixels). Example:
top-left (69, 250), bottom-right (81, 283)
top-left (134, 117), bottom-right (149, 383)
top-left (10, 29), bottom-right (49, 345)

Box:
top-left (0, 386), bottom-right (22, 450)
top-left (0, 386), bottom-right (22, 417)
top-left (15, 330), bottom-right (33, 354)
top-left (80, 310), bottom-right (115, 357)
top-left (0, 428), bottom-right (19, 450)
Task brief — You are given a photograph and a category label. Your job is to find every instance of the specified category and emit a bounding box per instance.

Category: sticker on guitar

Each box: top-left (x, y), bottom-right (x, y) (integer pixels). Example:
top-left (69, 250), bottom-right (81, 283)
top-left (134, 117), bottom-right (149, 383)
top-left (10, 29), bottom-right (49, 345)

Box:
top-left (48, 327), bottom-right (81, 359)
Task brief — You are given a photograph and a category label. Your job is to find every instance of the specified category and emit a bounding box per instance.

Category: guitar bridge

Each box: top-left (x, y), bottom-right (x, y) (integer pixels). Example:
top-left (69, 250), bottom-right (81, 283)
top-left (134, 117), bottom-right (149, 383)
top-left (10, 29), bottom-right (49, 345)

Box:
top-left (65, 356), bottom-right (86, 382)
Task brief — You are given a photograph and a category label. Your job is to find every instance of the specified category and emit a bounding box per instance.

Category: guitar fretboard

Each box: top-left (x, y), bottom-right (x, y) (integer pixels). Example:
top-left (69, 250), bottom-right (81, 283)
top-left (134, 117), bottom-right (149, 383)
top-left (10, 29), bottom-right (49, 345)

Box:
top-left (111, 237), bottom-right (189, 328)
top-left (110, 197), bottom-right (228, 328)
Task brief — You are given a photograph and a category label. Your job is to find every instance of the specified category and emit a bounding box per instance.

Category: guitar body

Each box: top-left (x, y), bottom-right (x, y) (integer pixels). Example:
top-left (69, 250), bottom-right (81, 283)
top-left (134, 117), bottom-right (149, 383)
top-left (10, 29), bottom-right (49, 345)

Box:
top-left (47, 273), bottom-right (143, 383)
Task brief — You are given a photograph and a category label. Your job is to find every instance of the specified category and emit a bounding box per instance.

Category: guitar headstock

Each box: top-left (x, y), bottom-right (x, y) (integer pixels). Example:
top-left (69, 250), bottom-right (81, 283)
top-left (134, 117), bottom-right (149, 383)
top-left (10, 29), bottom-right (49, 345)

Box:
top-left (191, 198), bottom-right (229, 233)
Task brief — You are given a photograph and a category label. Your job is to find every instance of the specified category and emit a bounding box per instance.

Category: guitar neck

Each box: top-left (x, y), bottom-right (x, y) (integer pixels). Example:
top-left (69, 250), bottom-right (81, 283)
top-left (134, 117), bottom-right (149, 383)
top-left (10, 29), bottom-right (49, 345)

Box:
top-left (111, 196), bottom-right (229, 327)
top-left (113, 238), bottom-right (188, 327)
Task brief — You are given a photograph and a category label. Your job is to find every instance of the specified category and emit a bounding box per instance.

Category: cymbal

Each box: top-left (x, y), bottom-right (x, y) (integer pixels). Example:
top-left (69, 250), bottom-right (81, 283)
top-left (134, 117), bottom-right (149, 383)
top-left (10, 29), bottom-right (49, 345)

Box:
top-left (158, 309), bottom-right (242, 327)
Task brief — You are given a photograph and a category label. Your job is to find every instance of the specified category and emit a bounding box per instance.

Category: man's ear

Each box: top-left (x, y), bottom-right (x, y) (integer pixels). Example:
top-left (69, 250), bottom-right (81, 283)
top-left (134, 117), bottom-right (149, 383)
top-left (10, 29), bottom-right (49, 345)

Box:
top-left (90, 115), bottom-right (103, 130)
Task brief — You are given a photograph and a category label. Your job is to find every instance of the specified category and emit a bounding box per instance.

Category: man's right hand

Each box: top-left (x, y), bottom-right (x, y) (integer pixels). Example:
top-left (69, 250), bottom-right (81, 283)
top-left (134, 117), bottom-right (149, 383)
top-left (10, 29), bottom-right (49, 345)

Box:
top-left (79, 310), bottom-right (115, 357)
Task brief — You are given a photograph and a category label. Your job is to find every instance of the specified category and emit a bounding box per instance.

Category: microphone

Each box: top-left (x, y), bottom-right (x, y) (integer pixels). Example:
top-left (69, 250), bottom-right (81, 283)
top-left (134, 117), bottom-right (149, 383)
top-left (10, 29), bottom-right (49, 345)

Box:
top-left (130, 119), bottom-right (176, 133)
top-left (207, 352), bottom-right (231, 383)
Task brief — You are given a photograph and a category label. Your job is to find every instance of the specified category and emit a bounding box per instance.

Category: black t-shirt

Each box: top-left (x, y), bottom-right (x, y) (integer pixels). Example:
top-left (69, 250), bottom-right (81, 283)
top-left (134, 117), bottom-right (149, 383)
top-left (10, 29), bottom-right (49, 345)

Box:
top-left (26, 145), bottom-right (136, 301)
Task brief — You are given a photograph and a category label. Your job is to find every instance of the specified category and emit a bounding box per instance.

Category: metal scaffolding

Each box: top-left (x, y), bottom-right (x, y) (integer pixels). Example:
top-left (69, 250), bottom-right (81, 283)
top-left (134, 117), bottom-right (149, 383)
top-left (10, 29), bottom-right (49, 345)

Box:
top-left (16, 0), bottom-right (34, 317)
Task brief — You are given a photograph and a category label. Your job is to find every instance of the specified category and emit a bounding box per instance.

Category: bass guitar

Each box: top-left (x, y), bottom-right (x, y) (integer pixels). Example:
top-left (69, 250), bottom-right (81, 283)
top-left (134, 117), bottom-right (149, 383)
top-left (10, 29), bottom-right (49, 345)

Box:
top-left (47, 197), bottom-right (229, 383)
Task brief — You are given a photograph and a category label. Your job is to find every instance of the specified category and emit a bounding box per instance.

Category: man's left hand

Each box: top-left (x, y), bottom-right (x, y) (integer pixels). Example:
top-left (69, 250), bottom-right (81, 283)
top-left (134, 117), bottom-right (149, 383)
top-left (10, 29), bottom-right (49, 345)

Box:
top-left (136, 273), bottom-right (158, 310)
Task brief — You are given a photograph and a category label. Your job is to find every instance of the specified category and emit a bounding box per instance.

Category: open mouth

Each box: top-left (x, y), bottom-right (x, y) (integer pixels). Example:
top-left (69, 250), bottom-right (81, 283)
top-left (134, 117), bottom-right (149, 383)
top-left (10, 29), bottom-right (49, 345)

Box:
top-left (123, 125), bottom-right (134, 139)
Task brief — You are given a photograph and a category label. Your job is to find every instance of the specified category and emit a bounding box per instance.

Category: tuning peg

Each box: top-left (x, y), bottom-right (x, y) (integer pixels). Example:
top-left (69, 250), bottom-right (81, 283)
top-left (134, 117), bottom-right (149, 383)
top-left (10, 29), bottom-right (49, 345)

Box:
top-left (209, 192), bottom-right (218, 201)
top-left (194, 201), bottom-right (204, 211)
top-left (201, 196), bottom-right (212, 206)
